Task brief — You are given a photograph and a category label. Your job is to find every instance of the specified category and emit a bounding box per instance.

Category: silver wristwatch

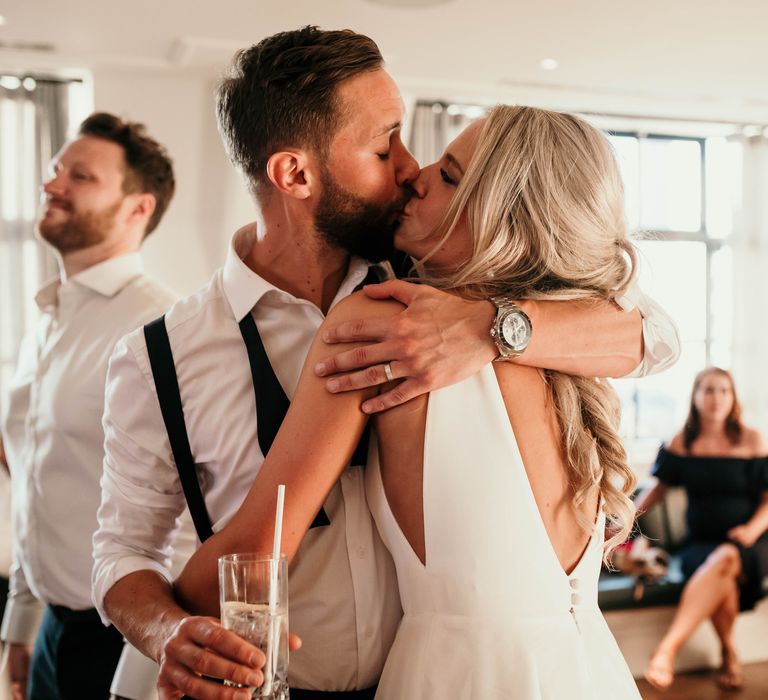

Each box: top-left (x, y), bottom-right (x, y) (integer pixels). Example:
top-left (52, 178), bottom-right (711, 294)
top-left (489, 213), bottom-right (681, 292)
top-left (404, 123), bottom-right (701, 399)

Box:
top-left (489, 296), bottom-right (532, 361)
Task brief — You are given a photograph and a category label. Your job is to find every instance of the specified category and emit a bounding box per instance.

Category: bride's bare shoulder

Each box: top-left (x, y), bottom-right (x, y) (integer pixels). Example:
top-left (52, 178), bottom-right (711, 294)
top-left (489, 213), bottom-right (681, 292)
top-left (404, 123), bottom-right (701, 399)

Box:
top-left (325, 290), bottom-right (405, 325)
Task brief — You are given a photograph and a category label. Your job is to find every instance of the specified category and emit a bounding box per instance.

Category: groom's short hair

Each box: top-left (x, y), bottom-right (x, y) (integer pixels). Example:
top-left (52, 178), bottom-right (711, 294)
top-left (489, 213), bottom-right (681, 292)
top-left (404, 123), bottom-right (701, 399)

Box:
top-left (216, 26), bottom-right (383, 192)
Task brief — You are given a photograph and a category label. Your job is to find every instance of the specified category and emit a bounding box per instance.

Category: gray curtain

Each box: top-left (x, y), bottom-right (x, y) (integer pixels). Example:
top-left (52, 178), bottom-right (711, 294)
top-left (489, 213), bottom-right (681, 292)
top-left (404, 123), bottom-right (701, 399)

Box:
top-left (0, 78), bottom-right (72, 399)
top-left (408, 101), bottom-right (484, 166)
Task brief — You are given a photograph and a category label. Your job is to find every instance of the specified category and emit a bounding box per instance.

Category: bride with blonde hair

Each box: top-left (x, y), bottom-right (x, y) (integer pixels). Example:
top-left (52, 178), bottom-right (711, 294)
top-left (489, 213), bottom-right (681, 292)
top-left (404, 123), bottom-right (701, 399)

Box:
top-left (176, 105), bottom-right (642, 699)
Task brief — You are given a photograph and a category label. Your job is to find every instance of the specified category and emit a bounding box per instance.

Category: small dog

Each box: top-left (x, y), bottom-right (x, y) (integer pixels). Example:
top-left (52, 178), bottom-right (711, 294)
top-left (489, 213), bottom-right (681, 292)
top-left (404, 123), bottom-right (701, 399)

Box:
top-left (610, 536), bottom-right (670, 600)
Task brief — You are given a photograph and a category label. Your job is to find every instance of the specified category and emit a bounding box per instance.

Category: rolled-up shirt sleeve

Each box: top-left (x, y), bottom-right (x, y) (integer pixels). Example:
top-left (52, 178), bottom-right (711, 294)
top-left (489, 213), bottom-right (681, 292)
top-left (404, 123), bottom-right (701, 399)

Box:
top-left (615, 282), bottom-right (681, 378)
top-left (92, 334), bottom-right (188, 625)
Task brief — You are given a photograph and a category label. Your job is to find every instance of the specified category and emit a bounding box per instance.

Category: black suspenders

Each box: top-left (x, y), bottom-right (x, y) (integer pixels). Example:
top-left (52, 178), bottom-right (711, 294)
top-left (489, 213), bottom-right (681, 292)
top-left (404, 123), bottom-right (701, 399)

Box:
top-left (144, 318), bottom-right (215, 543)
top-left (143, 266), bottom-right (381, 542)
top-left (238, 314), bottom-right (332, 529)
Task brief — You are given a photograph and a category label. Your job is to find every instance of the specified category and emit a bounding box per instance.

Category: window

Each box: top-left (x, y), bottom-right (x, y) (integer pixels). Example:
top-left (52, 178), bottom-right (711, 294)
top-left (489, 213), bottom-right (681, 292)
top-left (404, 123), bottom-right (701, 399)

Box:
top-left (608, 132), bottom-right (741, 468)
top-left (0, 75), bottom-right (91, 400)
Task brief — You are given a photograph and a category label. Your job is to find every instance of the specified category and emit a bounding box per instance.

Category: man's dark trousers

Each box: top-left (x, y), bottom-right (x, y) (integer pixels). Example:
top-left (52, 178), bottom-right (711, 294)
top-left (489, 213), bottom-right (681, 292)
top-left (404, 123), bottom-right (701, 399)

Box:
top-left (28, 605), bottom-right (124, 700)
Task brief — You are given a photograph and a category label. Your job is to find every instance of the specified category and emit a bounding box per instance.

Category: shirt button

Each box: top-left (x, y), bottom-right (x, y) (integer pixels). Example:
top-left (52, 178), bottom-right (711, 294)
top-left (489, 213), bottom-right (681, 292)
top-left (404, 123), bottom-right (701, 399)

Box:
top-left (569, 577), bottom-right (580, 589)
top-left (571, 593), bottom-right (581, 606)
top-left (356, 546), bottom-right (367, 559)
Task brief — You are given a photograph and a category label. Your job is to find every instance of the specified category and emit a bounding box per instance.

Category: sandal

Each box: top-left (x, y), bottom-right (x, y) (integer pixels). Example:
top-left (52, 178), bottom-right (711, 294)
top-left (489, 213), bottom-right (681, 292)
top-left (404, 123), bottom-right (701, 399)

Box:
top-left (716, 651), bottom-right (743, 691)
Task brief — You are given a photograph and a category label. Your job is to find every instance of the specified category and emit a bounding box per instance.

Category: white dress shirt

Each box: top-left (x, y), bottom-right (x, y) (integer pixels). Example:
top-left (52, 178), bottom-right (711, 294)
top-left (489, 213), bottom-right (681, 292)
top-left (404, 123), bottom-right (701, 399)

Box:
top-left (92, 229), bottom-right (679, 691)
top-left (617, 282), bottom-right (681, 378)
top-left (111, 508), bottom-right (198, 700)
top-left (0, 253), bottom-right (179, 645)
top-left (93, 229), bottom-right (402, 692)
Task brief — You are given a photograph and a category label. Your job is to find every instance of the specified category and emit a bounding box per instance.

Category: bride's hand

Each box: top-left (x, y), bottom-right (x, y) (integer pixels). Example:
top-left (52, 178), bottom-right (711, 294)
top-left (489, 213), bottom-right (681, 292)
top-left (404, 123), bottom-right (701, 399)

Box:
top-left (315, 280), bottom-right (496, 413)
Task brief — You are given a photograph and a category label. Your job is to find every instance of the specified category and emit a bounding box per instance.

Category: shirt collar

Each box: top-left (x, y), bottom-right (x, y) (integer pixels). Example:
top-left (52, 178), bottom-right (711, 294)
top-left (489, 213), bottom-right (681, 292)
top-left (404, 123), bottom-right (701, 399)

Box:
top-left (222, 226), bottom-right (372, 322)
top-left (34, 278), bottom-right (62, 313)
top-left (34, 253), bottom-right (144, 312)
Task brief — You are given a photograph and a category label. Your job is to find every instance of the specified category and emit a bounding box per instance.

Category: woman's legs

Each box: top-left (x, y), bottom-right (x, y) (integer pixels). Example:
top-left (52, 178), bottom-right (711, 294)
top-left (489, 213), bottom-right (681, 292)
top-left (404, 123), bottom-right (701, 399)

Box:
top-left (644, 543), bottom-right (742, 689)
top-left (710, 583), bottom-right (743, 689)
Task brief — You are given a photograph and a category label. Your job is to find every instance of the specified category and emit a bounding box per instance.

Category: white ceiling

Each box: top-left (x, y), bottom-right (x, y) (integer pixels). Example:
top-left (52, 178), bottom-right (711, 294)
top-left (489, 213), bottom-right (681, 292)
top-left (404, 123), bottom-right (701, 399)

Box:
top-left (2, 0), bottom-right (768, 124)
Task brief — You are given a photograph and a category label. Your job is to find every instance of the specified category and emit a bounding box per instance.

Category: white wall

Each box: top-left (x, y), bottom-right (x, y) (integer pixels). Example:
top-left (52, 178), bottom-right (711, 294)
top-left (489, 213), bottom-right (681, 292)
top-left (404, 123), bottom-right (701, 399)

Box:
top-left (92, 66), bottom-right (255, 297)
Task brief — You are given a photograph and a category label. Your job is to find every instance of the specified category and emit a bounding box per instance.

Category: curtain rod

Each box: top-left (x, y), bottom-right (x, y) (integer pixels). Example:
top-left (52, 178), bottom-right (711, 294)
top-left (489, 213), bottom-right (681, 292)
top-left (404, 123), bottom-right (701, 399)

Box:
top-left (575, 108), bottom-right (766, 130)
top-left (0, 73), bottom-right (83, 85)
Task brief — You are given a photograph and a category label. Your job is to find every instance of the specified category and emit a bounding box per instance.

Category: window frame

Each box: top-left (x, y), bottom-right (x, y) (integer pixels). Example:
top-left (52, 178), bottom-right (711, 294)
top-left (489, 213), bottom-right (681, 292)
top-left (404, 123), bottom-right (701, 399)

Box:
top-left (608, 130), bottom-right (730, 442)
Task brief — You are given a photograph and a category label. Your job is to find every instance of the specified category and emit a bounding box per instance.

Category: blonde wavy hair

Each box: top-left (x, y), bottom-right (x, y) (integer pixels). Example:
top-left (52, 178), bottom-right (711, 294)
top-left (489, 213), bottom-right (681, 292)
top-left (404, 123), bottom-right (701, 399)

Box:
top-left (422, 105), bottom-right (637, 556)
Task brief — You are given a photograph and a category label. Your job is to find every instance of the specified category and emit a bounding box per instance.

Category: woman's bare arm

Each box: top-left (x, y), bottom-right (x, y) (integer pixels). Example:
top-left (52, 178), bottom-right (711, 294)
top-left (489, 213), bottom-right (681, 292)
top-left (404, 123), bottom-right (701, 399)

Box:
top-left (728, 428), bottom-right (768, 546)
top-left (729, 493), bottom-right (768, 548)
top-left (634, 479), bottom-right (668, 517)
top-left (174, 293), bottom-right (403, 615)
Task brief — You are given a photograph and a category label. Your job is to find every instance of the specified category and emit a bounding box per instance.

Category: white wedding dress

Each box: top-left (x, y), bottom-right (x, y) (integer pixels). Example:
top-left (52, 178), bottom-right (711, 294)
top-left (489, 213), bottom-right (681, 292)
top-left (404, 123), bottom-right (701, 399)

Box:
top-left (365, 364), bottom-right (641, 699)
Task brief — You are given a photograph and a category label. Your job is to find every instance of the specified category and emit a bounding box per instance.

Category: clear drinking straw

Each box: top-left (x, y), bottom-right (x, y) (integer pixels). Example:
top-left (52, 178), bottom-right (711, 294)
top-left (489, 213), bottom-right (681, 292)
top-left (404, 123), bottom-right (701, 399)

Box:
top-left (262, 484), bottom-right (285, 696)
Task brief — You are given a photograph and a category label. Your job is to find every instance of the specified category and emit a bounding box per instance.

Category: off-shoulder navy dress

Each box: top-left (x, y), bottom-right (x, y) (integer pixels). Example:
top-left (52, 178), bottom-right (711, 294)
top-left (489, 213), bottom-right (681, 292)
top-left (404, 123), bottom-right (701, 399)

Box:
top-left (652, 446), bottom-right (768, 610)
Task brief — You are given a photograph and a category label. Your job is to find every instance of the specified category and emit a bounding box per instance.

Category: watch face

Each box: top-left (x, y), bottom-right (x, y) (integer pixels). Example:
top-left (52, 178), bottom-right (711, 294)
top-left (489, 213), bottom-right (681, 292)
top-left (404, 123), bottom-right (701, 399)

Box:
top-left (501, 311), bottom-right (531, 351)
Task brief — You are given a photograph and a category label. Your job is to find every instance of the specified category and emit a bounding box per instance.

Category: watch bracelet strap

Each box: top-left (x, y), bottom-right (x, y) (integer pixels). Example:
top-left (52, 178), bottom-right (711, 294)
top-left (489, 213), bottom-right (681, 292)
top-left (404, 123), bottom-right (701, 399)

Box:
top-left (490, 295), bottom-right (531, 361)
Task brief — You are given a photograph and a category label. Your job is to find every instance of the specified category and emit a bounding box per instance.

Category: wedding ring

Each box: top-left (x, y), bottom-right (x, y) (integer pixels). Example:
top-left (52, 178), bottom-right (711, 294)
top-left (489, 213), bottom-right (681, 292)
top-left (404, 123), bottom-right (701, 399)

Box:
top-left (383, 362), bottom-right (394, 382)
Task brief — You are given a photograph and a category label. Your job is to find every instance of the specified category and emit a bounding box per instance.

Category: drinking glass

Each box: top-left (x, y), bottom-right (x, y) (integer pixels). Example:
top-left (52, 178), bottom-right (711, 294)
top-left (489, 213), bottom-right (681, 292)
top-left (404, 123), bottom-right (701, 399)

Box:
top-left (219, 553), bottom-right (289, 699)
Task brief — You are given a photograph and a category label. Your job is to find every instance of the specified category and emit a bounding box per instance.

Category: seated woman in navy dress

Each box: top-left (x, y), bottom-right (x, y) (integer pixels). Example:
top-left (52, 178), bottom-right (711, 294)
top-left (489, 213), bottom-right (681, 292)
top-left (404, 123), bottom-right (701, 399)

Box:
top-left (635, 367), bottom-right (768, 691)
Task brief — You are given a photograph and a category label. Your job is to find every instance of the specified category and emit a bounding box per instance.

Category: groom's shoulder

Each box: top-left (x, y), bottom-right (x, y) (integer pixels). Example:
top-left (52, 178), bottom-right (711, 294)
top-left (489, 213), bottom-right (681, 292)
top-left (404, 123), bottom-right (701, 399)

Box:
top-left (120, 267), bottom-right (232, 359)
top-left (163, 268), bottom-right (229, 334)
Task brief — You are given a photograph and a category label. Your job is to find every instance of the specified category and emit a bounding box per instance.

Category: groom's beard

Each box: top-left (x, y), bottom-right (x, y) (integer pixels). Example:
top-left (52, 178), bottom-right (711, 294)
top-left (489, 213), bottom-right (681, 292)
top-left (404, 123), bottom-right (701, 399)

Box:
top-left (314, 167), bottom-right (412, 263)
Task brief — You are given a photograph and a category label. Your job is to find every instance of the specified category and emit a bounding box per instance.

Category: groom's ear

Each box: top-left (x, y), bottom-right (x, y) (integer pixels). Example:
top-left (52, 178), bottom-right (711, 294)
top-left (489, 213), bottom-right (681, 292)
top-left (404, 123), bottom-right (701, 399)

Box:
top-left (265, 150), bottom-right (315, 200)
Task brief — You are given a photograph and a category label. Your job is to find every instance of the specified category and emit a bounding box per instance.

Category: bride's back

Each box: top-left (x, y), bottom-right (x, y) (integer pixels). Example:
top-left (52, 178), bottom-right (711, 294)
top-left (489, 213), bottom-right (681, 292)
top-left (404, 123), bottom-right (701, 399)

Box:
top-left (374, 361), bottom-right (598, 573)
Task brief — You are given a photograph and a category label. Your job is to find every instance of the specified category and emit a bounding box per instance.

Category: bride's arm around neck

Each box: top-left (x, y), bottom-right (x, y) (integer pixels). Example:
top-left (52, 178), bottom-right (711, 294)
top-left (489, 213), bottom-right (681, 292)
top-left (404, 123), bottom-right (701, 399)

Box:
top-left (174, 292), bottom-right (404, 615)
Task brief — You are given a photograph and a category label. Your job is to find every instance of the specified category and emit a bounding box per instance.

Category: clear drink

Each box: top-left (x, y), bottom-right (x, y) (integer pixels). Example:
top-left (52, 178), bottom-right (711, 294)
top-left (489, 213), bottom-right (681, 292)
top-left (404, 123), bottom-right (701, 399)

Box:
top-left (221, 602), bottom-right (289, 699)
top-left (219, 554), bottom-right (290, 700)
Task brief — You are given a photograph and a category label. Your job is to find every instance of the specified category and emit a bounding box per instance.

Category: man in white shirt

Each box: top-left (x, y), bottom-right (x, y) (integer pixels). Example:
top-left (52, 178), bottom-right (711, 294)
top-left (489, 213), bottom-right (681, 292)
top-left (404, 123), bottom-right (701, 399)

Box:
top-left (0, 112), bottom-right (180, 700)
top-left (92, 27), bottom-right (679, 699)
